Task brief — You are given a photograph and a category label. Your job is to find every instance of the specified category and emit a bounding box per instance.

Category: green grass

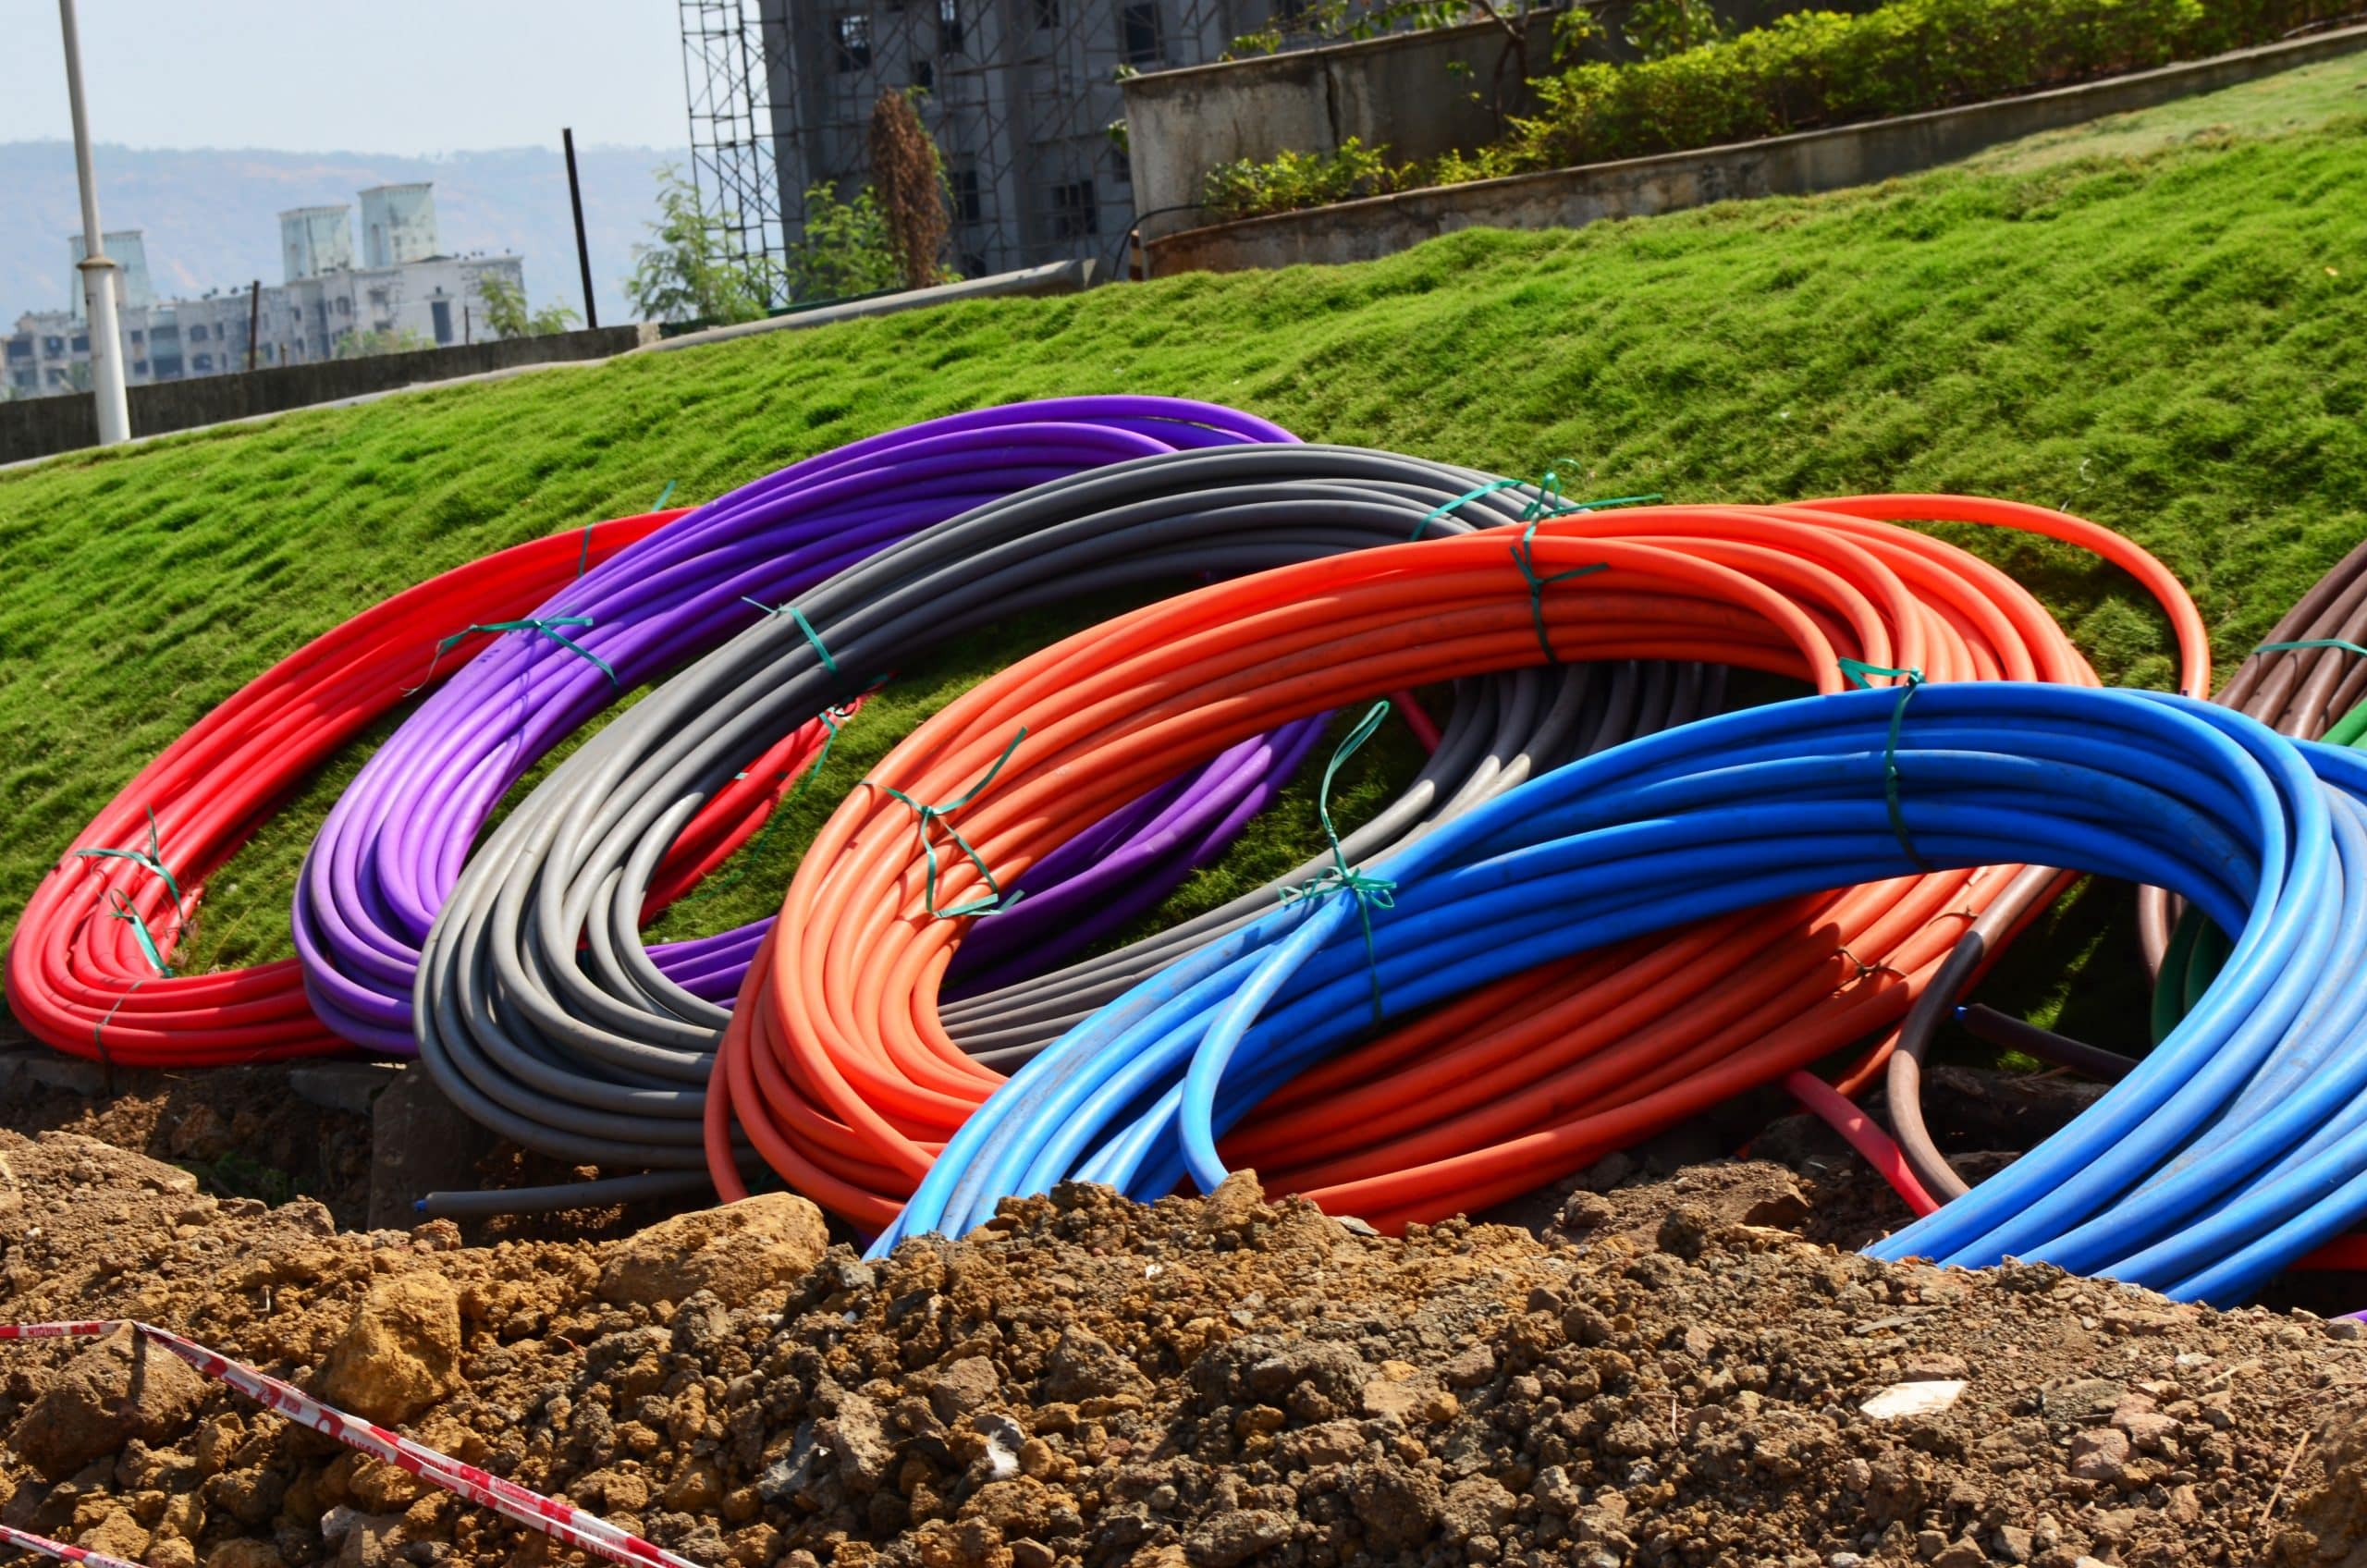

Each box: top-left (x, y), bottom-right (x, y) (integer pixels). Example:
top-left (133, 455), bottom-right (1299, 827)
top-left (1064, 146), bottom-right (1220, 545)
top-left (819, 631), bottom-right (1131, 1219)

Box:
top-left (2, 62), bottom-right (2364, 1053)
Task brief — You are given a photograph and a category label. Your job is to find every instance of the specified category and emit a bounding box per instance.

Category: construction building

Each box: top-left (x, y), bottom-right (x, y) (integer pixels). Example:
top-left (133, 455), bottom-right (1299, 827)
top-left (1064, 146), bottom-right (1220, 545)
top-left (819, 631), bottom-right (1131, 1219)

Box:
top-left (681, 0), bottom-right (1270, 294)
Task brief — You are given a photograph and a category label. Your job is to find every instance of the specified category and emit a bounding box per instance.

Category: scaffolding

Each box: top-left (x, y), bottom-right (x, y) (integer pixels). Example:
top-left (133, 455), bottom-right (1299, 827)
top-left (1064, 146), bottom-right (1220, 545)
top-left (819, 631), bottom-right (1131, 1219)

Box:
top-left (681, 0), bottom-right (1272, 299)
top-left (681, 0), bottom-right (793, 299)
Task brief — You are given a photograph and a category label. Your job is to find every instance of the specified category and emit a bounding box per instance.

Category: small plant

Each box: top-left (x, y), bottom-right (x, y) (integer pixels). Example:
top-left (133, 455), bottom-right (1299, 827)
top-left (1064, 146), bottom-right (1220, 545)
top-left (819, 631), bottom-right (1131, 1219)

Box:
top-left (1621, 0), bottom-right (1726, 60)
top-left (1225, 0), bottom-right (1481, 56)
top-left (785, 183), bottom-right (905, 301)
top-left (475, 275), bottom-right (580, 340)
top-left (1203, 137), bottom-right (1414, 220)
top-left (626, 164), bottom-right (780, 325)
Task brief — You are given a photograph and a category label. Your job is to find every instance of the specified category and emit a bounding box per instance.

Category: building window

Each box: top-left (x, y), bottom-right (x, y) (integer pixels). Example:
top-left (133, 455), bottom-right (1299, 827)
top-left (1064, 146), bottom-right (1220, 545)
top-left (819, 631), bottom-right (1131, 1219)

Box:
top-left (3, 339), bottom-right (27, 361)
top-left (938, 0), bottom-right (963, 53)
top-left (912, 57), bottom-right (934, 89)
top-left (70, 334), bottom-right (90, 352)
top-left (132, 361), bottom-right (147, 375)
top-left (1121, 2), bottom-right (1160, 65)
top-left (951, 167), bottom-right (983, 226)
top-left (1034, 0), bottom-right (1057, 27)
top-left (129, 329), bottom-right (143, 346)
top-left (11, 370), bottom-right (33, 390)
top-left (1112, 144), bottom-right (1131, 184)
top-left (43, 337), bottom-right (64, 353)
top-left (1049, 179), bottom-right (1098, 239)
top-left (834, 13), bottom-right (872, 68)
top-left (431, 299), bottom-right (453, 344)
top-left (188, 324), bottom-right (206, 340)
top-left (194, 352), bottom-right (214, 372)
top-left (336, 296), bottom-right (350, 315)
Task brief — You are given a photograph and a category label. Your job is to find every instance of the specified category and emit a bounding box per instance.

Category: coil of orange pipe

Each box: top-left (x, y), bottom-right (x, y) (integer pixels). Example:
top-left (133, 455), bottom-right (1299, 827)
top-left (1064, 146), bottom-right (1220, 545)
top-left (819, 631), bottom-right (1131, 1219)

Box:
top-left (707, 495), bottom-right (2205, 1231)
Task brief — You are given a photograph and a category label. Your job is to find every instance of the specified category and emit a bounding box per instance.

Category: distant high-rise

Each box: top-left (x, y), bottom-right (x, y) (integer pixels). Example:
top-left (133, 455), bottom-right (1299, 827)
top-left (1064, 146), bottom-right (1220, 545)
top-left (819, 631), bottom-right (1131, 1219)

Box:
top-left (280, 205), bottom-right (356, 282)
top-left (67, 230), bottom-right (155, 318)
top-left (359, 184), bottom-right (440, 267)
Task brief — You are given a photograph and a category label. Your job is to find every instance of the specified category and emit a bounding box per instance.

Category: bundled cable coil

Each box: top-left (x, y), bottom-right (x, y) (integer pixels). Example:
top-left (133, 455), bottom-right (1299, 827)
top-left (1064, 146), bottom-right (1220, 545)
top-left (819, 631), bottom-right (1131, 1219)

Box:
top-left (890, 682), bottom-right (2365, 1306)
top-left (0, 506), bottom-right (817, 1066)
top-left (413, 446), bottom-right (1714, 1213)
top-left (293, 398), bottom-right (1296, 1052)
top-left (722, 494), bottom-right (2205, 1231)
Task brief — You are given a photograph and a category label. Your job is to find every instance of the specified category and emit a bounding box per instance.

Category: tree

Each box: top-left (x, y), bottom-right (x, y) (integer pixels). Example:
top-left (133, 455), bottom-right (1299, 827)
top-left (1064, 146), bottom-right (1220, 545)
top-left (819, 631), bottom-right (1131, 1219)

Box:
top-left (624, 164), bottom-right (778, 325)
top-left (476, 275), bottom-right (579, 339)
top-left (333, 326), bottom-right (431, 359)
top-left (867, 89), bottom-right (952, 291)
top-left (783, 184), bottom-right (903, 301)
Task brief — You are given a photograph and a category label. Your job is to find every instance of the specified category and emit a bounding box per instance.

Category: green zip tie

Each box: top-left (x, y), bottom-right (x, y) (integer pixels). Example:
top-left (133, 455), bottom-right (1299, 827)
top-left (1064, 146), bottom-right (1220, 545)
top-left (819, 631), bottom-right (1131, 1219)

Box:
top-left (1278, 701), bottom-right (1399, 1026)
top-left (675, 703), bottom-right (858, 906)
top-left (1839, 657), bottom-right (1934, 873)
top-left (869, 727), bottom-right (1029, 920)
top-left (577, 526), bottom-right (595, 579)
top-left (1410, 477), bottom-right (1531, 544)
top-left (103, 889), bottom-right (174, 977)
top-left (422, 615), bottom-right (617, 690)
top-left (2256, 638), bottom-right (2367, 660)
top-left (1508, 519), bottom-right (1607, 666)
top-left (743, 598), bottom-right (839, 674)
top-left (654, 479), bottom-right (679, 510)
top-left (75, 807), bottom-right (187, 919)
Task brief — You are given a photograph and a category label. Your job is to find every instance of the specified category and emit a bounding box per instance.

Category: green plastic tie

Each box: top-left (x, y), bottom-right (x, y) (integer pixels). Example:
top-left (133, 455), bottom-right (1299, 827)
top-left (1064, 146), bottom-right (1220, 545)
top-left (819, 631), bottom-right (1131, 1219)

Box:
top-left (654, 479), bottom-right (679, 510)
top-left (75, 807), bottom-right (187, 920)
top-left (577, 526), bottom-right (595, 579)
top-left (1507, 519), bottom-right (1607, 666)
top-left (424, 615), bottom-right (617, 689)
top-left (103, 889), bottom-right (174, 977)
top-left (676, 703), bottom-right (858, 906)
top-left (1839, 658), bottom-right (1934, 873)
top-left (869, 727), bottom-right (1029, 920)
top-left (1408, 477), bottom-right (1529, 543)
top-left (1278, 701), bottom-right (1399, 1026)
top-left (2256, 638), bottom-right (2367, 660)
top-left (743, 599), bottom-right (839, 674)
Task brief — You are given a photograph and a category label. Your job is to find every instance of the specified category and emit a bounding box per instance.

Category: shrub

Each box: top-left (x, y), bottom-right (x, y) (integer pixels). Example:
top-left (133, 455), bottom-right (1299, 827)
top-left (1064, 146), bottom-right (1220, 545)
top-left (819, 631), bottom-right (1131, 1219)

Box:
top-left (1203, 138), bottom-right (1415, 220)
top-left (1205, 0), bottom-right (2363, 214)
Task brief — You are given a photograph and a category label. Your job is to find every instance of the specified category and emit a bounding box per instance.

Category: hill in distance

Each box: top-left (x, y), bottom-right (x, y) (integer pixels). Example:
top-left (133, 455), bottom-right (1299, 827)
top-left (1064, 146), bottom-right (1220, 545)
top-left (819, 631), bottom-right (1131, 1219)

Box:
top-left (0, 141), bottom-right (669, 328)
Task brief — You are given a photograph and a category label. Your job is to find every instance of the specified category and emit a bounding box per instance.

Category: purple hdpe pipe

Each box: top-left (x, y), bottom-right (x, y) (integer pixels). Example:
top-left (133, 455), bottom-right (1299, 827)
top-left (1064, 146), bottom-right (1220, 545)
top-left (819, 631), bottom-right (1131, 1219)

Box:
top-left (293, 397), bottom-right (1298, 1053)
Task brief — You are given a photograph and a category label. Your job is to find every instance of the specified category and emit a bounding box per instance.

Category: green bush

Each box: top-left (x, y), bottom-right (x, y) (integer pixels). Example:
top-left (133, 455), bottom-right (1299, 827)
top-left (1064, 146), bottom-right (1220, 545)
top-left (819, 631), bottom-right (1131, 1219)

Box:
top-left (1203, 138), bottom-right (1415, 220)
top-left (1208, 0), bottom-right (2362, 211)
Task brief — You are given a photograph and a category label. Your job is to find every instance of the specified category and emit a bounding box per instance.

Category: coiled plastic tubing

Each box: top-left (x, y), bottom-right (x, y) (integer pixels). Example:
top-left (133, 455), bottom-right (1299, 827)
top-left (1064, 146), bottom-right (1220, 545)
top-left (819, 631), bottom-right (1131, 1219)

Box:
top-left (887, 682), bottom-right (2367, 1305)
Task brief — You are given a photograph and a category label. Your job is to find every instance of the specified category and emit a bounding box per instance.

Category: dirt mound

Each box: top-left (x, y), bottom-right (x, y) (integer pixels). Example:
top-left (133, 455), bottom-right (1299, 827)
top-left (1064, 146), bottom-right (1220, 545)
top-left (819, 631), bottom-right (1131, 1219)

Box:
top-left (0, 1131), bottom-right (2361, 1568)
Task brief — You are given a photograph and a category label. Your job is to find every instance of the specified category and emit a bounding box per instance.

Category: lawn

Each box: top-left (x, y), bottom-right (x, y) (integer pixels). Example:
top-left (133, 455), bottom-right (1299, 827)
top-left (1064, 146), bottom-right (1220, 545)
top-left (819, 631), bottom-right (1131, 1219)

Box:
top-left (2, 58), bottom-right (2362, 1050)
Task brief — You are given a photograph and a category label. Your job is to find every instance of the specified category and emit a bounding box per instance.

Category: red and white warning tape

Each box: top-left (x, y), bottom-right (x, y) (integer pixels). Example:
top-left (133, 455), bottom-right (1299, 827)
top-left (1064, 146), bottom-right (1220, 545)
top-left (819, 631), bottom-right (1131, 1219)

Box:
top-left (0, 1320), bottom-right (703, 1568)
top-left (0, 1524), bottom-right (145, 1568)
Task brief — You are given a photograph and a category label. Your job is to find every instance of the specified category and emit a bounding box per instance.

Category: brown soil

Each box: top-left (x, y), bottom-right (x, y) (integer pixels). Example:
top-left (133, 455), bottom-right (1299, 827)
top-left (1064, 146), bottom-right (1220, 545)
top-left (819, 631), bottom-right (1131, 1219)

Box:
top-left (4, 1127), bottom-right (2367, 1568)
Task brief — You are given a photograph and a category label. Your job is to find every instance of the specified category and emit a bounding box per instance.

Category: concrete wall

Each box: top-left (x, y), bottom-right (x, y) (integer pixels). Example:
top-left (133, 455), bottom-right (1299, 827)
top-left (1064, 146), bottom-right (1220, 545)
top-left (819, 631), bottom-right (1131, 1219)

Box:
top-left (0, 323), bottom-right (654, 466)
top-left (1146, 22), bottom-right (2367, 274)
top-left (1122, 0), bottom-right (1887, 240)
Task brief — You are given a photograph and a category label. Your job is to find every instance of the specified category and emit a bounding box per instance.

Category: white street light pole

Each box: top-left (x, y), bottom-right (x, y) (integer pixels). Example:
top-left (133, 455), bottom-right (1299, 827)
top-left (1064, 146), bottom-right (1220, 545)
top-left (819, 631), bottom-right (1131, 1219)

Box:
top-left (57, 0), bottom-right (130, 445)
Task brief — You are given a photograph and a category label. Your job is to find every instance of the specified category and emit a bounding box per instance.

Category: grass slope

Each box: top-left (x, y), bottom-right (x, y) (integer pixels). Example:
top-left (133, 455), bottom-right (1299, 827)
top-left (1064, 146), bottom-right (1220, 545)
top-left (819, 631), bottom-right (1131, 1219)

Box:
top-left (2, 62), bottom-right (2363, 1047)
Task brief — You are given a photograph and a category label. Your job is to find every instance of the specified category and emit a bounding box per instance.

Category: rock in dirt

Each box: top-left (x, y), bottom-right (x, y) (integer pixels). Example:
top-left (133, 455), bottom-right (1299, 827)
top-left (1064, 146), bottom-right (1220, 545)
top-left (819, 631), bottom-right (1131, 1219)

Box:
top-left (9, 1324), bottom-right (211, 1481)
top-left (309, 1273), bottom-right (462, 1426)
top-left (596, 1191), bottom-right (828, 1306)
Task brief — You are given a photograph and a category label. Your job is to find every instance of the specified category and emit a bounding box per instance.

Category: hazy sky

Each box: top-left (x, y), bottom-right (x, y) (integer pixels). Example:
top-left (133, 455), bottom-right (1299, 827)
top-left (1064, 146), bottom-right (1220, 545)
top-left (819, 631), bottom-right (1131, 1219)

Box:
top-left (7, 1), bottom-right (688, 153)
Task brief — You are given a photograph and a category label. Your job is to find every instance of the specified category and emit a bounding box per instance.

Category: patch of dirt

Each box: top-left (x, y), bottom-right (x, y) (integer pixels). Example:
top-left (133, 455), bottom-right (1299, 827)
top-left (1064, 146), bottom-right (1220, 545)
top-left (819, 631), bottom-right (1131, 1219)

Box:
top-left (1, 1129), bottom-right (2364, 1568)
top-left (0, 1059), bottom-right (372, 1229)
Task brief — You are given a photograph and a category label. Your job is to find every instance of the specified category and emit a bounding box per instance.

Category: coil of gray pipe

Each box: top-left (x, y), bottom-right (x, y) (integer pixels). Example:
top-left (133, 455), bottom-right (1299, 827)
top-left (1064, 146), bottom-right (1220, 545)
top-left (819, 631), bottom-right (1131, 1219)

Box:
top-left (413, 445), bottom-right (1723, 1215)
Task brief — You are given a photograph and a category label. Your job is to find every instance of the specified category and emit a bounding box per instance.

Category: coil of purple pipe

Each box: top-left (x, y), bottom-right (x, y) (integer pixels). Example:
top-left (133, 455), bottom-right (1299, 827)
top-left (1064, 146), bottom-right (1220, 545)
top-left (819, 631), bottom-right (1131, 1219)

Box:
top-left (293, 397), bottom-right (1301, 1053)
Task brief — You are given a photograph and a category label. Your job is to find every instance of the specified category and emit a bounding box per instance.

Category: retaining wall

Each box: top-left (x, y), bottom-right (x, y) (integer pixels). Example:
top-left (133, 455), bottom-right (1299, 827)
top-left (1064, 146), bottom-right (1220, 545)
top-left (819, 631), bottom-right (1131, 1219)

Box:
top-left (1144, 21), bottom-right (2367, 275)
top-left (0, 324), bottom-right (655, 466)
top-left (1120, 0), bottom-right (1888, 242)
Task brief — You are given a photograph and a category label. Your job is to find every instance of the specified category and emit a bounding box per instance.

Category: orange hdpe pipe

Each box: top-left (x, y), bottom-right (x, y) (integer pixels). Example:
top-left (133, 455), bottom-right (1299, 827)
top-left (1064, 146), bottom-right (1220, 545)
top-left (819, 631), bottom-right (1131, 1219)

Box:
top-left (708, 496), bottom-right (2209, 1231)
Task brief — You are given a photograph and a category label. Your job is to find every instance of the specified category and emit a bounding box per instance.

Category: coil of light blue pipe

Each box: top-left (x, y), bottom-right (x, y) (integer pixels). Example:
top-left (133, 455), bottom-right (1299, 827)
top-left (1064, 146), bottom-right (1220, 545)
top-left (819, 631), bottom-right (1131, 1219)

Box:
top-left (874, 683), bottom-right (2367, 1305)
